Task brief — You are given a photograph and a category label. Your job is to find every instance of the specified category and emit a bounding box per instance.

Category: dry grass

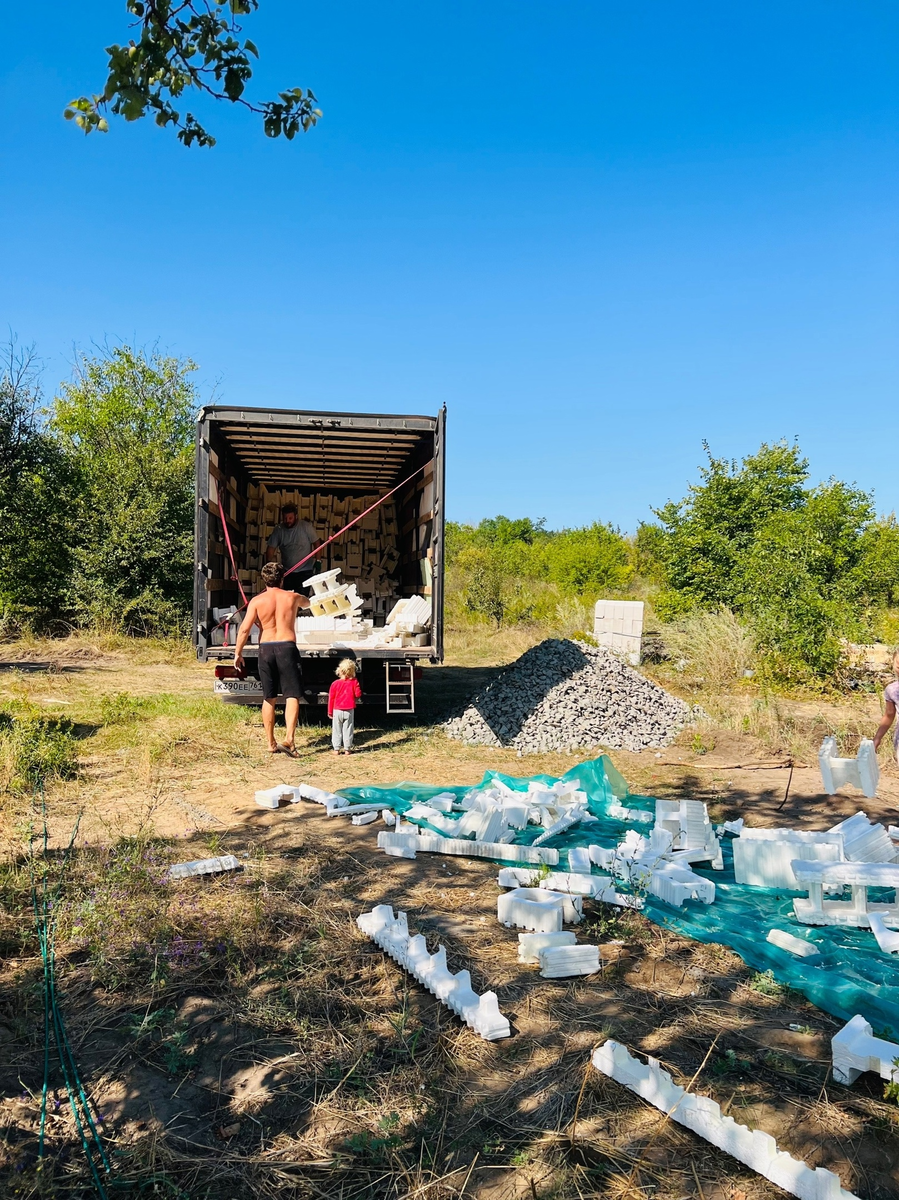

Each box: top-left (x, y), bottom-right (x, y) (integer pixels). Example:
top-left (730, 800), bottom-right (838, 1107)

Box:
top-left (0, 628), bottom-right (897, 1197)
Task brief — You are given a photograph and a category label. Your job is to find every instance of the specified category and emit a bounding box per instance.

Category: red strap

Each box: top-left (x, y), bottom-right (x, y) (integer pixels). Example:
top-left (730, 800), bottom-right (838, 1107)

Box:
top-left (214, 480), bottom-right (249, 608)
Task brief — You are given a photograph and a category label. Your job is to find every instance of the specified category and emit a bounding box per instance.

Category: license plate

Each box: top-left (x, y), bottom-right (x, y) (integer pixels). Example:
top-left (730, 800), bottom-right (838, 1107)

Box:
top-left (214, 678), bottom-right (263, 696)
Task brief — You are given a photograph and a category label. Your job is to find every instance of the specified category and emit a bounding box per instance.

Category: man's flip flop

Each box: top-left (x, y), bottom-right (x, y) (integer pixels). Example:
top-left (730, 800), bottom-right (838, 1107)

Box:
top-left (277, 743), bottom-right (300, 758)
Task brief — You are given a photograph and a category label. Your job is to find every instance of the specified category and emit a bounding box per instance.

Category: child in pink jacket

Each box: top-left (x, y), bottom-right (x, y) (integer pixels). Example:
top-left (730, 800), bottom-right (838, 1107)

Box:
top-left (328, 659), bottom-right (362, 754)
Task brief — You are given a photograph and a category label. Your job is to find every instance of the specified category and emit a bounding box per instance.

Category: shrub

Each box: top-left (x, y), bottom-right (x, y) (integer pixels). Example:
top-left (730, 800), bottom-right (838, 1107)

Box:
top-left (0, 709), bottom-right (79, 792)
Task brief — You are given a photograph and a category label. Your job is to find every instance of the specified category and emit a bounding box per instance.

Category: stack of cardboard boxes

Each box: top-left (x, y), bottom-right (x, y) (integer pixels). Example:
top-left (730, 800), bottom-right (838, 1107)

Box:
top-left (239, 485), bottom-right (401, 617)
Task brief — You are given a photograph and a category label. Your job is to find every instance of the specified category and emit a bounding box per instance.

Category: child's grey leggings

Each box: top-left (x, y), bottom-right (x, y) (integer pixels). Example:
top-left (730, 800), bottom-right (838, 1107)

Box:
top-left (332, 708), bottom-right (354, 751)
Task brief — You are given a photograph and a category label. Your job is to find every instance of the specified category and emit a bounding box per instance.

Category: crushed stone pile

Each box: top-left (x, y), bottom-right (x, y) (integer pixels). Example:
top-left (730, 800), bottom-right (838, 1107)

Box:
top-left (443, 638), bottom-right (692, 754)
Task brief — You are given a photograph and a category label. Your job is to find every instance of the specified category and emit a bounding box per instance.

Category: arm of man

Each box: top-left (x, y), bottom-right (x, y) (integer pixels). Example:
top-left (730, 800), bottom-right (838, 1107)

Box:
top-left (234, 599), bottom-right (259, 671)
top-left (266, 527), bottom-right (281, 564)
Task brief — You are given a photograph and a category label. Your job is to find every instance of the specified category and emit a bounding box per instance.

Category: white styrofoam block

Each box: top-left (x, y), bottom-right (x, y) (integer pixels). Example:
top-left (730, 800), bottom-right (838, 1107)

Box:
top-left (377, 830), bottom-right (419, 858)
top-left (532, 807), bottom-right (586, 846)
top-left (499, 803), bottom-right (529, 829)
top-left (255, 785), bottom-right (295, 810)
top-left (819, 737), bottom-right (879, 799)
top-left (766, 928), bottom-right (820, 958)
top-left (352, 811), bottom-right (379, 826)
top-left (540, 871), bottom-right (603, 897)
top-left (832, 1014), bottom-right (899, 1087)
top-left (382, 809), bottom-right (396, 826)
top-left (326, 799), bottom-right (386, 817)
top-left (608, 802), bottom-right (653, 823)
top-left (722, 818), bottom-right (744, 835)
top-left (429, 793), bottom-right (456, 813)
top-left (828, 810), bottom-right (897, 863)
top-left (791, 859), bottom-right (899, 928)
top-left (594, 599), bottom-right (644, 665)
top-left (167, 855), bottom-right (241, 880)
top-left (868, 911), bottom-right (899, 953)
top-left (889, 825), bottom-right (899, 840)
top-left (538, 944), bottom-right (600, 978)
top-left (297, 783), bottom-right (346, 807)
top-left (593, 1041), bottom-right (861, 1200)
top-left (567, 847), bottom-right (593, 874)
top-left (517, 931), bottom-right (577, 964)
top-left (497, 888), bottom-right (566, 932)
top-left (357, 905), bottom-right (509, 1040)
top-left (497, 866), bottom-right (541, 888)
top-left (648, 862), bottom-right (716, 908)
top-left (733, 830), bottom-right (843, 889)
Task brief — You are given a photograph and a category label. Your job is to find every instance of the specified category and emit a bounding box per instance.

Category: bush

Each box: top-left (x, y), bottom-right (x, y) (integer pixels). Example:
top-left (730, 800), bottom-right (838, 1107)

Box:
top-left (0, 709), bottom-right (79, 793)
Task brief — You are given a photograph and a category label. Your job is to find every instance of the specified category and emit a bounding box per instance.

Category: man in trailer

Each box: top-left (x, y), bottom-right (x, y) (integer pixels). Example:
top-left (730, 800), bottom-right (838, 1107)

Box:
top-left (234, 562), bottom-right (310, 757)
top-left (266, 502), bottom-right (320, 591)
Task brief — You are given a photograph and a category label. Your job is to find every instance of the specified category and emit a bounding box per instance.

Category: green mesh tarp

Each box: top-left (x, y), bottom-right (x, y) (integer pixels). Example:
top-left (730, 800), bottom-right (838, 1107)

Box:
top-left (340, 754), bottom-right (899, 1038)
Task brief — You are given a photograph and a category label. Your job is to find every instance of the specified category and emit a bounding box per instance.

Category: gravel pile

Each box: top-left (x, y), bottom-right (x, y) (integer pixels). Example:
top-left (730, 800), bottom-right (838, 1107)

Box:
top-left (443, 638), bottom-right (692, 754)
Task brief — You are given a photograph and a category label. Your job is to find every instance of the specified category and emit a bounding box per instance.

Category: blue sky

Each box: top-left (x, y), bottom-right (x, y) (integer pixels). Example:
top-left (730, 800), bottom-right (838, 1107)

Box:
top-left (1, 2), bottom-right (897, 530)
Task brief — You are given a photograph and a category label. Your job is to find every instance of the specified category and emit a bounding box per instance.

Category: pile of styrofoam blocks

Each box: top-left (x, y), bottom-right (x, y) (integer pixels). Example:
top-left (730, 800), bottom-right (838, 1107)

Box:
top-left (832, 1014), bottom-right (899, 1087)
top-left (497, 894), bottom-right (601, 977)
top-left (593, 1040), bottom-right (861, 1200)
top-left (732, 810), bottom-right (898, 889)
top-left (819, 736), bottom-right (879, 799)
top-left (357, 905), bottom-right (510, 1040)
top-left (591, 824), bottom-right (717, 910)
top-left (303, 569), bottom-right (364, 619)
top-left (654, 799), bottom-right (724, 870)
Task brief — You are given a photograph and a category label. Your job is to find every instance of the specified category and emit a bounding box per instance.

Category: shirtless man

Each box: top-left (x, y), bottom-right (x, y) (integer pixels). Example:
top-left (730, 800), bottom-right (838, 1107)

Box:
top-left (234, 561), bottom-right (311, 756)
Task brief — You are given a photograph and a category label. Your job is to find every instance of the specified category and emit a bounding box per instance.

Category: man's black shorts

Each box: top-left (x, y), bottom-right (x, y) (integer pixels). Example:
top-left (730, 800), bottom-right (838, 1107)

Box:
top-left (258, 641), bottom-right (302, 702)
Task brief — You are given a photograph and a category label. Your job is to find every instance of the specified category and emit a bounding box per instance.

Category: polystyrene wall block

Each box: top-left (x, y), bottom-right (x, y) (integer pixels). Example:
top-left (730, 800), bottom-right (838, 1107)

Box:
top-left (532, 807), bottom-right (586, 846)
top-left (297, 784), bottom-right (346, 807)
top-left (167, 855), bottom-right (241, 880)
top-left (540, 871), bottom-right (603, 898)
top-left (829, 811), bottom-right (897, 863)
top-left (868, 911), bottom-right (899, 953)
top-left (382, 809), bottom-right (396, 826)
top-left (766, 928), bottom-right (820, 958)
top-left (567, 847), bottom-right (593, 874)
top-left (608, 803), bottom-right (653, 823)
top-left (497, 888), bottom-right (566, 932)
top-left (733, 832), bottom-right (843, 889)
top-left (352, 811), bottom-right (379, 826)
top-left (594, 599), bottom-right (644, 665)
top-left (357, 905), bottom-right (510, 1041)
top-left (819, 737), bottom-right (880, 799)
top-left (832, 1014), bottom-right (899, 1086)
top-left (327, 799), bottom-right (387, 817)
top-left (593, 1041), bottom-right (860, 1200)
top-left (255, 785), bottom-right (296, 810)
top-left (648, 862), bottom-right (716, 908)
top-left (377, 830), bottom-right (419, 859)
top-left (538, 944), bottom-right (600, 978)
top-left (417, 835), bottom-right (558, 865)
top-left (791, 860), bottom-right (899, 928)
top-left (517, 931), bottom-right (576, 964)
top-left (497, 867), bottom-right (541, 888)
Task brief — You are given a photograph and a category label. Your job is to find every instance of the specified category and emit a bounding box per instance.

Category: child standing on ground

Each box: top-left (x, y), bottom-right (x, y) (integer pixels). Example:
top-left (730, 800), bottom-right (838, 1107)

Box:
top-left (873, 651), bottom-right (899, 763)
top-left (329, 659), bottom-right (362, 755)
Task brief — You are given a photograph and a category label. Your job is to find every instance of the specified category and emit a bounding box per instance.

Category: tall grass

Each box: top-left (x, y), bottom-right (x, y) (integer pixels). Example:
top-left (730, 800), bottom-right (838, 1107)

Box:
top-left (662, 608), bottom-right (756, 689)
top-left (0, 708), bottom-right (79, 793)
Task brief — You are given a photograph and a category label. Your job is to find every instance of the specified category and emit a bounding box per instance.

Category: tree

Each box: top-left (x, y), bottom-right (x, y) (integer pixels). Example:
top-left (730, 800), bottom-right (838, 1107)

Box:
top-left (50, 347), bottom-right (198, 634)
top-left (67, 1), bottom-right (321, 148)
top-left (0, 339), bottom-right (72, 629)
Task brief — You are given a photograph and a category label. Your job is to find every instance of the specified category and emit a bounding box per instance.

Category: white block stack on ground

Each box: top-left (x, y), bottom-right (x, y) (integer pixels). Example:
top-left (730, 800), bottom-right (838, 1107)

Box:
top-left (593, 599), bottom-right (644, 666)
top-left (592, 1041), bottom-right (861, 1200)
top-left (497, 887), bottom-right (582, 932)
top-left (167, 855), bottom-right (241, 880)
top-left (357, 905), bottom-right (510, 1041)
top-left (538, 944), bottom-right (600, 978)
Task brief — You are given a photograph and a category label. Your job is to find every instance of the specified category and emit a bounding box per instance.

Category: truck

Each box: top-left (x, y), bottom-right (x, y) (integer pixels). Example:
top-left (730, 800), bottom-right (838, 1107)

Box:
top-left (193, 405), bottom-right (446, 713)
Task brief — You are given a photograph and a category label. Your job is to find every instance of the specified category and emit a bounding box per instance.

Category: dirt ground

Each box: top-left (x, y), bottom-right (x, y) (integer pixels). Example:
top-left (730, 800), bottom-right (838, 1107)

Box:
top-left (1, 635), bottom-right (898, 1199)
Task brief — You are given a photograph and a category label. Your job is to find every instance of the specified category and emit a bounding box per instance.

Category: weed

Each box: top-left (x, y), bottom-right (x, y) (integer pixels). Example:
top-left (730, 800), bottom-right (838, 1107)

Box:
top-left (0, 707), bottom-right (79, 792)
top-left (99, 692), bottom-right (148, 724)
top-left (885, 1058), bottom-right (899, 1106)
top-left (748, 969), bottom-right (789, 998)
top-left (711, 1048), bottom-right (753, 1077)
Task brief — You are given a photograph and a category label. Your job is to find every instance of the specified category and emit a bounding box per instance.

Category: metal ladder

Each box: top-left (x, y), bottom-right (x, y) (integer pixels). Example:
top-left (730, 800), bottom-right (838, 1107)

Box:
top-left (385, 662), bottom-right (415, 713)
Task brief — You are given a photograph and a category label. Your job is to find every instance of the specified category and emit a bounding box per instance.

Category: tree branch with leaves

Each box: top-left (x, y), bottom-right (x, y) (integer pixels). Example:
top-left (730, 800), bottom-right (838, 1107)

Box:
top-left (66, 0), bottom-right (321, 147)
